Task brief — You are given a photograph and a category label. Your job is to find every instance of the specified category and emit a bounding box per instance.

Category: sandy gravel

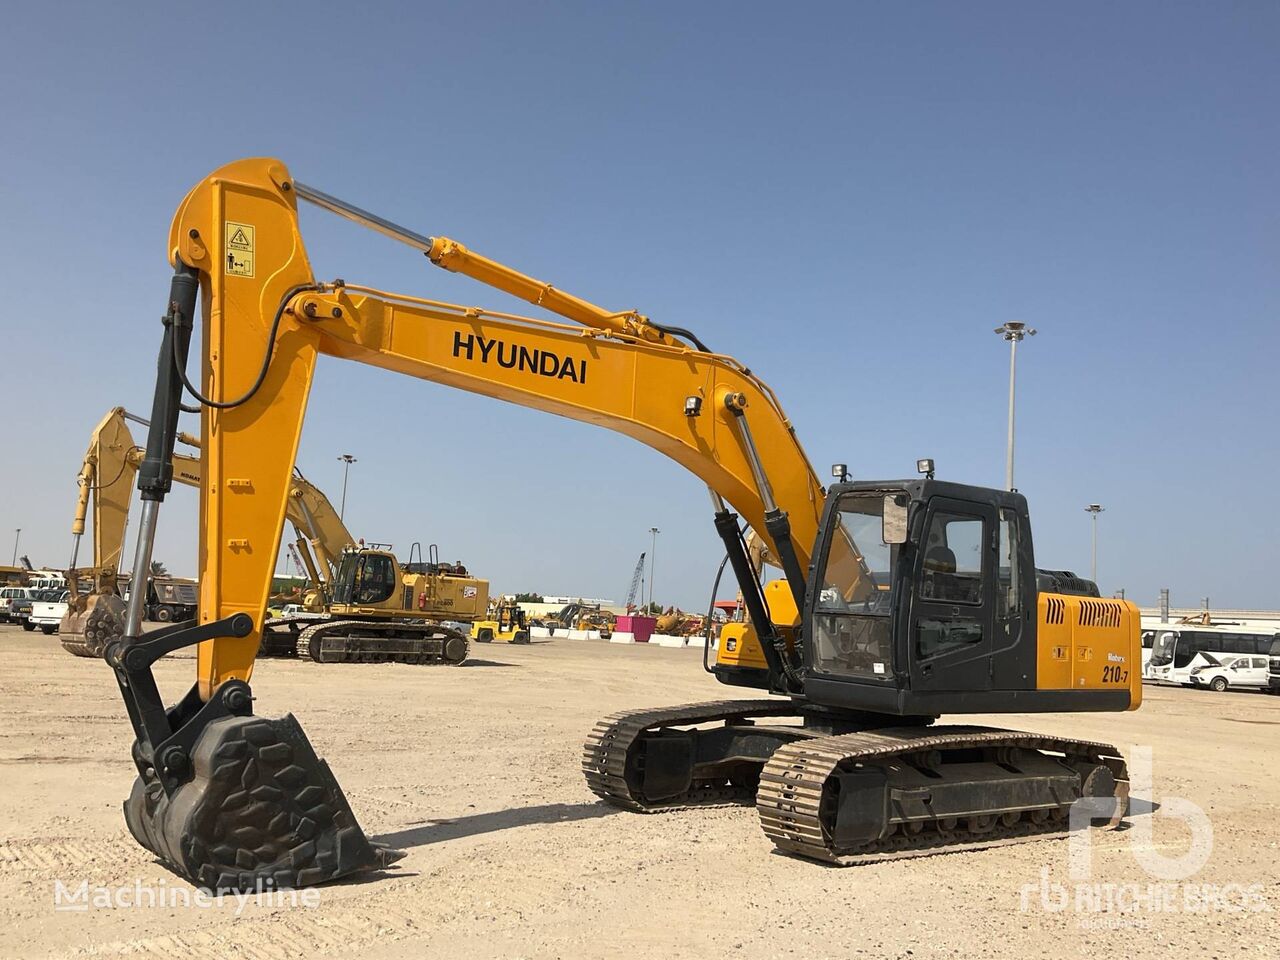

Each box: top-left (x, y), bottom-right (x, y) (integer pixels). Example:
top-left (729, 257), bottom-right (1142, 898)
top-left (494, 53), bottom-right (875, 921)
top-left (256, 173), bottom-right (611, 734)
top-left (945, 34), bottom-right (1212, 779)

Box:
top-left (0, 625), bottom-right (1277, 959)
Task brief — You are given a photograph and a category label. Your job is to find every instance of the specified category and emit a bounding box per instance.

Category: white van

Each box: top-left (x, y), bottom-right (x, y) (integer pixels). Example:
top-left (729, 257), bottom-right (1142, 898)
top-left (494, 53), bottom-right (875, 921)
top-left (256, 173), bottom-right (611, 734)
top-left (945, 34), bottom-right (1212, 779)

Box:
top-left (1188, 654), bottom-right (1271, 692)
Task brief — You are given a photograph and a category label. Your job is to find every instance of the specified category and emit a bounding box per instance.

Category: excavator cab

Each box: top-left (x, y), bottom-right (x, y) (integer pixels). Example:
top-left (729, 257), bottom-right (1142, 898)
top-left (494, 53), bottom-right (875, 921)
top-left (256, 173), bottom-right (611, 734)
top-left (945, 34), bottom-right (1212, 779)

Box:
top-left (715, 479), bottom-right (1141, 715)
top-left (810, 479), bottom-right (1140, 714)
top-left (330, 548), bottom-right (399, 608)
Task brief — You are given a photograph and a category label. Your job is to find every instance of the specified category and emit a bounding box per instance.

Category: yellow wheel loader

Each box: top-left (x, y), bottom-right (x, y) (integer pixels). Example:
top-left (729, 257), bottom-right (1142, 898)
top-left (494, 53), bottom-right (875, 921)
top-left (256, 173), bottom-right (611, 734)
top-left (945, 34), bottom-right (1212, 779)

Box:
top-left (103, 159), bottom-right (1138, 891)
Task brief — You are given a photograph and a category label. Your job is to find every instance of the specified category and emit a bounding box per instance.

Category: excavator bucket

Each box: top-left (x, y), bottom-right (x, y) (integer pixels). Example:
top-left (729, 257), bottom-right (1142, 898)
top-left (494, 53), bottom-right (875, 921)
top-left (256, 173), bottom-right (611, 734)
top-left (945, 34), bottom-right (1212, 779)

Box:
top-left (123, 712), bottom-right (403, 890)
top-left (60, 592), bottom-right (126, 658)
top-left (109, 614), bottom-right (402, 891)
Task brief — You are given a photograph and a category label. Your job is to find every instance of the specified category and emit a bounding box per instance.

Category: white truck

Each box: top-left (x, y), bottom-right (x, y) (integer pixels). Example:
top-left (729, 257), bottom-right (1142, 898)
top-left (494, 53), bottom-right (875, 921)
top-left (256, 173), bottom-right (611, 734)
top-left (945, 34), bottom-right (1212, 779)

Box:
top-left (29, 590), bottom-right (71, 635)
top-left (0, 586), bottom-right (40, 623)
top-left (1187, 653), bottom-right (1272, 692)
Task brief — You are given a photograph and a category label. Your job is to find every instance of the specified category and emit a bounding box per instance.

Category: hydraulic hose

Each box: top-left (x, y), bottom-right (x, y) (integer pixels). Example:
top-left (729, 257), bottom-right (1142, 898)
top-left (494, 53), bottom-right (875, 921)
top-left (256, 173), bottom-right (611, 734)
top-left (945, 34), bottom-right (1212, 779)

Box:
top-left (173, 283), bottom-right (319, 411)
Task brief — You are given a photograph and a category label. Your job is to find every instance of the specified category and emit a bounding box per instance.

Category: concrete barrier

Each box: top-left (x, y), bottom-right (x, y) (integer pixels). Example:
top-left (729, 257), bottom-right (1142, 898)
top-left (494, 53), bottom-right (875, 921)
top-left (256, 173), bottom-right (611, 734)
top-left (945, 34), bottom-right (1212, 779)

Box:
top-left (530, 626), bottom-right (552, 639)
top-left (609, 632), bottom-right (635, 644)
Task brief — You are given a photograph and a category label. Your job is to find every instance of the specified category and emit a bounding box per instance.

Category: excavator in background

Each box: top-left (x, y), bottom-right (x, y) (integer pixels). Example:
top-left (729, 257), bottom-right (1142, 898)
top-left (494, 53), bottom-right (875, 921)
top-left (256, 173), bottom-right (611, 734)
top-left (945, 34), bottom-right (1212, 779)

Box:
top-left (105, 159), bottom-right (1139, 891)
top-left (537, 601), bottom-right (614, 638)
top-left (61, 407), bottom-right (487, 663)
top-left (273, 542), bottom-right (490, 663)
top-left (60, 407), bottom-right (202, 657)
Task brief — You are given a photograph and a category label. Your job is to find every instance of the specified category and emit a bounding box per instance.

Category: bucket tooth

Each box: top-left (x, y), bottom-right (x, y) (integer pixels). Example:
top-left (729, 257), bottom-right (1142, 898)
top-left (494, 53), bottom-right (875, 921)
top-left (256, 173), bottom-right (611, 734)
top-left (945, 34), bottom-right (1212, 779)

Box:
top-left (124, 713), bottom-right (402, 890)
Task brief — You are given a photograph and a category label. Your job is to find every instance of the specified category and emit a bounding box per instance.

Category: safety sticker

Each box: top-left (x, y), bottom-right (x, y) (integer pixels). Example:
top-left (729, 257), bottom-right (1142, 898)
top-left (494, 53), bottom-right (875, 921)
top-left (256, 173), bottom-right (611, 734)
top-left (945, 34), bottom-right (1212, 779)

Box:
top-left (225, 221), bottom-right (255, 278)
top-left (463, 586), bottom-right (478, 598)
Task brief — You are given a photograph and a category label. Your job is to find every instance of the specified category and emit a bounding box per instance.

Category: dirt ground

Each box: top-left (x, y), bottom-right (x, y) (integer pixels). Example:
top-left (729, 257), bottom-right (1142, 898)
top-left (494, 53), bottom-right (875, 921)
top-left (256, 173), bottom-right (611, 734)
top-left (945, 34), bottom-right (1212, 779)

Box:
top-left (0, 625), bottom-right (1276, 960)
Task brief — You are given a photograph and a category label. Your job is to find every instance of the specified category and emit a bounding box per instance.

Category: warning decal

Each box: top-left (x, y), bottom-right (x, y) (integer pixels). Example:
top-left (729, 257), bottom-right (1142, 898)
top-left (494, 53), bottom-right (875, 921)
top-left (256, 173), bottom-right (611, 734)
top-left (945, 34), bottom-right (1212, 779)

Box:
top-left (225, 221), bottom-right (255, 278)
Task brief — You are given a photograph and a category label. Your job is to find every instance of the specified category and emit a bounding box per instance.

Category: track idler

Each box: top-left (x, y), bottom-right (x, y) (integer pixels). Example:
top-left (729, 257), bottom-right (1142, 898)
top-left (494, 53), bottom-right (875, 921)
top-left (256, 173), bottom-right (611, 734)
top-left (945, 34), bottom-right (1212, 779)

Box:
top-left (60, 592), bottom-right (126, 658)
top-left (108, 615), bottom-right (401, 890)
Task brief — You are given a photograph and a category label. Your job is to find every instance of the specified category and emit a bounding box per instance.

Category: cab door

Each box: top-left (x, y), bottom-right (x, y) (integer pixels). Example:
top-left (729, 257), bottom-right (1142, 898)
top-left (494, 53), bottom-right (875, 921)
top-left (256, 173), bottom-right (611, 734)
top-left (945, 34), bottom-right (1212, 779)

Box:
top-left (908, 498), bottom-right (996, 692)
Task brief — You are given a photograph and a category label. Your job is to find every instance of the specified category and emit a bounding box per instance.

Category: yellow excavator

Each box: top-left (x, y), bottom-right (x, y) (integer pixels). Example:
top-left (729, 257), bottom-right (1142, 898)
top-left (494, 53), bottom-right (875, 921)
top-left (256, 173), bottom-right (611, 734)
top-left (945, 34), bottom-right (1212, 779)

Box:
top-left (271, 540), bottom-right (489, 664)
top-left (105, 158), bottom-right (1139, 890)
top-left (62, 407), bottom-right (487, 664)
top-left (60, 407), bottom-right (202, 657)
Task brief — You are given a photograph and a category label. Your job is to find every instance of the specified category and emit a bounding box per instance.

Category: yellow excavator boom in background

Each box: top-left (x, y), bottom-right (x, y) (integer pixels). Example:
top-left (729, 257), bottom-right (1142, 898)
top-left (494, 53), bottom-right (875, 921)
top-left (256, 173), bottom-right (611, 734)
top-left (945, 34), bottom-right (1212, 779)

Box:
top-left (61, 408), bottom-right (350, 656)
top-left (60, 407), bottom-right (201, 656)
top-left (106, 159), bottom-right (1139, 892)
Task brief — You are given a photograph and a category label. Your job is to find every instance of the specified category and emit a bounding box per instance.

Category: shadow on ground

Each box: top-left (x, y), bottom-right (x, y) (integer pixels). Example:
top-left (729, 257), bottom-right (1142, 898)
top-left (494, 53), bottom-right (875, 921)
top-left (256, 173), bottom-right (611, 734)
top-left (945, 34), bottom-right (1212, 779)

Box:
top-left (375, 802), bottom-right (620, 849)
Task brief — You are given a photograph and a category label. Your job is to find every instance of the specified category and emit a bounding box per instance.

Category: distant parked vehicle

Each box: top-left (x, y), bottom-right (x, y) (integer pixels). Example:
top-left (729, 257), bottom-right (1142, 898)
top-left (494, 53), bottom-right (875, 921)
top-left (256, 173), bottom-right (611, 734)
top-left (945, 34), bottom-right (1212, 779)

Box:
top-left (279, 603), bottom-right (325, 621)
top-left (147, 578), bottom-right (199, 623)
top-left (29, 590), bottom-right (72, 635)
top-left (1146, 625), bottom-right (1280, 685)
top-left (0, 586), bottom-right (40, 623)
top-left (8, 589), bottom-right (62, 631)
top-left (1189, 654), bottom-right (1272, 692)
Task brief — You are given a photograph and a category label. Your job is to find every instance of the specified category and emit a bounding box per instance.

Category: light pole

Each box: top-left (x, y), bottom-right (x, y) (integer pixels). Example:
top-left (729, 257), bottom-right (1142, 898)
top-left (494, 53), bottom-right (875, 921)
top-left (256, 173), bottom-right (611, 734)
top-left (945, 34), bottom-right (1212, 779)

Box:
top-left (10, 528), bottom-right (20, 567)
top-left (994, 321), bottom-right (1037, 490)
top-left (1085, 504), bottom-right (1104, 583)
top-left (647, 527), bottom-right (660, 613)
top-left (337, 454), bottom-right (358, 521)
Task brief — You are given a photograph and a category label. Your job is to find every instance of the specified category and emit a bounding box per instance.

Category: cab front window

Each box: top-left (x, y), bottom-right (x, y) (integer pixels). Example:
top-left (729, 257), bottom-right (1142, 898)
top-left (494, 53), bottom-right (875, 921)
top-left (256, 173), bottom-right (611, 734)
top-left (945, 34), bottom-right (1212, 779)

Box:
top-left (811, 494), bottom-right (897, 682)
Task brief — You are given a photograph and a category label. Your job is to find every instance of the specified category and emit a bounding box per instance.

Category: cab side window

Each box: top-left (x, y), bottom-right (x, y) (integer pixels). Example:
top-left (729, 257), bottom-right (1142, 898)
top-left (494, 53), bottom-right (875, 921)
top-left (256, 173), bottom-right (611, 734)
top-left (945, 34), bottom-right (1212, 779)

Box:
top-left (997, 509), bottom-right (1022, 619)
top-left (920, 512), bottom-right (984, 606)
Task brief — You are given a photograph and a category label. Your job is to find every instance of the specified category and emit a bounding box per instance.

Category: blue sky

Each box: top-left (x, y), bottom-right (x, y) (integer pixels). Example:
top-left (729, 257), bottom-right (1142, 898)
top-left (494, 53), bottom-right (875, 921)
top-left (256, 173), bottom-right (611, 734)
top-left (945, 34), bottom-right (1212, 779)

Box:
top-left (0, 2), bottom-right (1276, 610)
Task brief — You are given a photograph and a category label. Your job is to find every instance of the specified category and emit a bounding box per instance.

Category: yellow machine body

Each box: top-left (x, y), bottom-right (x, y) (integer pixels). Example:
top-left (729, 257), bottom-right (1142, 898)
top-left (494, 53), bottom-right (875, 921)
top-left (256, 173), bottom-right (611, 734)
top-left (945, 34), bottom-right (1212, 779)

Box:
top-left (327, 549), bottom-right (489, 622)
top-left (471, 600), bottom-right (529, 644)
top-left (1035, 595), bottom-right (1143, 706)
top-left (716, 580), bottom-right (798, 670)
top-left (717, 584), bottom-right (1142, 708)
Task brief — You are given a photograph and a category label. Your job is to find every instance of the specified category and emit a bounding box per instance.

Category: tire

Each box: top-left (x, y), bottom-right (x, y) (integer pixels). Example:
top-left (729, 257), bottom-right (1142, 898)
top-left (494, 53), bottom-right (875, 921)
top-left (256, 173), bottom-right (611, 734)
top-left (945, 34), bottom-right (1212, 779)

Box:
top-left (155, 605), bottom-right (174, 623)
top-left (22, 621), bottom-right (36, 631)
top-left (40, 624), bottom-right (56, 635)
top-left (1210, 676), bottom-right (1228, 692)
top-left (476, 628), bottom-right (493, 643)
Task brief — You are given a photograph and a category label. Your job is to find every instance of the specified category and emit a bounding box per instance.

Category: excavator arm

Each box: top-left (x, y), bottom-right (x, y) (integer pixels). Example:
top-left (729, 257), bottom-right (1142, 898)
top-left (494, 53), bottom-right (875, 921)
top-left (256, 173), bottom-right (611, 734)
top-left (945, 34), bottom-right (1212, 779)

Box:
top-left (287, 471), bottom-right (355, 592)
top-left (67, 407), bottom-right (199, 589)
top-left (110, 158), bottom-right (857, 890)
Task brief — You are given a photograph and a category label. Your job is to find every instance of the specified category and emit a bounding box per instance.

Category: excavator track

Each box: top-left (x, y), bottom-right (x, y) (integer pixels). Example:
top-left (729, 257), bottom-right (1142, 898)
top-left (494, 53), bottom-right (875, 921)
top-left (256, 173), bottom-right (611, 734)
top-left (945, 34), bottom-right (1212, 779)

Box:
top-left (582, 699), bottom-right (804, 811)
top-left (294, 619), bottom-right (471, 665)
top-left (258, 616), bottom-right (313, 658)
top-left (757, 726), bottom-right (1129, 865)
